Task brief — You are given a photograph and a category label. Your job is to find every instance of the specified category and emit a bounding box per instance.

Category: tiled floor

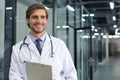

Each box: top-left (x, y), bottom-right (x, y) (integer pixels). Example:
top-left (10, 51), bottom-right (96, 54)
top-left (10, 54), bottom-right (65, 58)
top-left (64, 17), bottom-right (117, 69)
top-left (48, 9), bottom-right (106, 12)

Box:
top-left (93, 55), bottom-right (120, 80)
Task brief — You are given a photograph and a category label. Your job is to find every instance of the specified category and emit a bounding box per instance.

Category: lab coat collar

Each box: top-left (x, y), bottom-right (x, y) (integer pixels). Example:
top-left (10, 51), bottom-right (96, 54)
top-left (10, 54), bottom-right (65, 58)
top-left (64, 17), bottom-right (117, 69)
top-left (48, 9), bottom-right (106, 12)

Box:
top-left (25, 33), bottom-right (51, 57)
top-left (25, 35), bottom-right (41, 57)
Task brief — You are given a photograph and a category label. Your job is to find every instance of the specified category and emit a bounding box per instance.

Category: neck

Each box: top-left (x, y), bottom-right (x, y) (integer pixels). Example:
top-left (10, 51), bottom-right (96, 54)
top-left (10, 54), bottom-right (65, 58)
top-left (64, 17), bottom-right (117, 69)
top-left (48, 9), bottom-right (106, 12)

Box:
top-left (30, 31), bottom-right (45, 39)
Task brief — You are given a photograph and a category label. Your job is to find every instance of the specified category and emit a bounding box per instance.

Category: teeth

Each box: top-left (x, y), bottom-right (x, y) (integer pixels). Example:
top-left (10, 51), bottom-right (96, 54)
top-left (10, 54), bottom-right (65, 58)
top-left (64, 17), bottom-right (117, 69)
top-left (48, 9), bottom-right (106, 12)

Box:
top-left (35, 24), bottom-right (41, 26)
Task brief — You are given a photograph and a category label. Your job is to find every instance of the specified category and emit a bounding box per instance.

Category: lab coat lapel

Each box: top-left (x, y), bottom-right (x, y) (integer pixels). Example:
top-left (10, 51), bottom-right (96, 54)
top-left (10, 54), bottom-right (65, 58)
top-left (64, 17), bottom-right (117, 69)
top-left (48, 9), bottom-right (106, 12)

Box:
top-left (41, 34), bottom-right (51, 57)
top-left (26, 35), bottom-right (40, 56)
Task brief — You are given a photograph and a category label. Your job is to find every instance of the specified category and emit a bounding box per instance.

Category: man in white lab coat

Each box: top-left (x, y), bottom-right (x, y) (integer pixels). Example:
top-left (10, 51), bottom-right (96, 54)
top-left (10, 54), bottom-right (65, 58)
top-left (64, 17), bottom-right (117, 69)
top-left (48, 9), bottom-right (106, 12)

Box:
top-left (9, 4), bottom-right (77, 80)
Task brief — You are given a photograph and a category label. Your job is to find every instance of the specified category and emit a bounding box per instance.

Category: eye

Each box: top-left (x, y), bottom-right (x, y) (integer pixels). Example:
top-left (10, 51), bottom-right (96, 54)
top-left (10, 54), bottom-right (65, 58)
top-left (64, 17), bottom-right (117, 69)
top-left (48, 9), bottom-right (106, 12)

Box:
top-left (41, 15), bottom-right (46, 19)
top-left (31, 15), bottom-right (38, 19)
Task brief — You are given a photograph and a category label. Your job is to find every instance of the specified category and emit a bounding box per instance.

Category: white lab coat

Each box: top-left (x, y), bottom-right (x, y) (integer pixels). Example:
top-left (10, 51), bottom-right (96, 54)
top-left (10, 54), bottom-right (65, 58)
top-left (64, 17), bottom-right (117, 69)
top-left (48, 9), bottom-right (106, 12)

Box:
top-left (9, 34), bottom-right (77, 80)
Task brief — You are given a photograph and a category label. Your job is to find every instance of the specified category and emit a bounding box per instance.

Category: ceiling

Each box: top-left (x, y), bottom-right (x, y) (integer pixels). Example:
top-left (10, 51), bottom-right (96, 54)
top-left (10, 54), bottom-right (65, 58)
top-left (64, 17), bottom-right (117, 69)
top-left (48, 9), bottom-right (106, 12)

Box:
top-left (80, 0), bottom-right (120, 35)
top-left (18, 0), bottom-right (120, 35)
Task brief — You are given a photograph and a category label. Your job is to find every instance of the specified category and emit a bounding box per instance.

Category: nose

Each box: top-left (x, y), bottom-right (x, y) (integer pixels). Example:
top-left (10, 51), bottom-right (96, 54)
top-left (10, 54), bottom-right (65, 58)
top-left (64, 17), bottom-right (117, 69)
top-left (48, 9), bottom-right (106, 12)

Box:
top-left (37, 16), bottom-right (42, 23)
top-left (35, 15), bottom-right (46, 23)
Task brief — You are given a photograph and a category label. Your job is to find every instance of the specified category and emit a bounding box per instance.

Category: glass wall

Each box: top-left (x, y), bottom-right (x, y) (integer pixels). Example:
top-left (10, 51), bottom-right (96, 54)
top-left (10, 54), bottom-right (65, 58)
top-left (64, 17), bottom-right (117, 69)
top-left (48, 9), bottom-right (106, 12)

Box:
top-left (16, 1), bottom-right (28, 42)
top-left (55, 0), bottom-right (94, 80)
top-left (79, 6), bottom-right (91, 80)
top-left (4, 0), bottom-right (16, 80)
top-left (0, 0), bottom-right (5, 80)
top-left (3, 0), bottom-right (96, 80)
top-left (55, 0), bottom-right (76, 61)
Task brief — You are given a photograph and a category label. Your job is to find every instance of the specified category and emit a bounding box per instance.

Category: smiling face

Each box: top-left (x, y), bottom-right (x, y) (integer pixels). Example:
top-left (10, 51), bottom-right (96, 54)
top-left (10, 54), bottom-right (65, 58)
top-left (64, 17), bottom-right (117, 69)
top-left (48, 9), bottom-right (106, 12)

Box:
top-left (27, 9), bottom-right (48, 38)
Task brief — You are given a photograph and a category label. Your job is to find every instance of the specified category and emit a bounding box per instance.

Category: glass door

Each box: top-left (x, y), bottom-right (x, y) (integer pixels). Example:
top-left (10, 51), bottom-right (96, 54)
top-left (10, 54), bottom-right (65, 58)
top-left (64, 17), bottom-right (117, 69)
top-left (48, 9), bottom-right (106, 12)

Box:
top-left (76, 6), bottom-right (93, 80)
top-left (54, 0), bottom-right (95, 80)
top-left (76, 29), bottom-right (91, 80)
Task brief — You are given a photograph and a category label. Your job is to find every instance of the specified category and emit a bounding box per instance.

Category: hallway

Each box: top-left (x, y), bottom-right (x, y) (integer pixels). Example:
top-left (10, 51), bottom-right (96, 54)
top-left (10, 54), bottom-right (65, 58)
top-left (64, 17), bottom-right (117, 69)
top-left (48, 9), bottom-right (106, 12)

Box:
top-left (93, 55), bottom-right (120, 80)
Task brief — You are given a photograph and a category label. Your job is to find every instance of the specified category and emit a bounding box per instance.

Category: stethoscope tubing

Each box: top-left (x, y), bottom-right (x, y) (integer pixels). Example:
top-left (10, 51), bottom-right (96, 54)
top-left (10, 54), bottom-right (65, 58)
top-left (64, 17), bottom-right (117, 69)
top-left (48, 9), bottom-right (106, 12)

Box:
top-left (19, 33), bottom-right (54, 62)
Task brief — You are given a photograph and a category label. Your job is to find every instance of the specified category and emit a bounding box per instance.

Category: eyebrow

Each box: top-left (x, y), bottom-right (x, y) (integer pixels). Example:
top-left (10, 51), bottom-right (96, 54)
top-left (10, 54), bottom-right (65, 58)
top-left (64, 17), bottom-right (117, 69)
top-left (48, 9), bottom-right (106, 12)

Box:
top-left (31, 15), bottom-right (46, 19)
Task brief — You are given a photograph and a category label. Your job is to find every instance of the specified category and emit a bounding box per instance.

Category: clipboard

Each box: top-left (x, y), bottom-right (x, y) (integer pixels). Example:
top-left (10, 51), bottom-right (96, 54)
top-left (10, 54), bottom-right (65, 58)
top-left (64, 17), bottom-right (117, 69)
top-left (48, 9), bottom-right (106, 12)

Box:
top-left (25, 62), bottom-right (52, 80)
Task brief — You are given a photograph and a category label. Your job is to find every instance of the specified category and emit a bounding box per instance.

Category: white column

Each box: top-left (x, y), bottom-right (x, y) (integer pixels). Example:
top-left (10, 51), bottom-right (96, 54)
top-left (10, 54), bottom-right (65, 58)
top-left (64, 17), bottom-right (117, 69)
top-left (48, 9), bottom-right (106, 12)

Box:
top-left (106, 32), bottom-right (109, 60)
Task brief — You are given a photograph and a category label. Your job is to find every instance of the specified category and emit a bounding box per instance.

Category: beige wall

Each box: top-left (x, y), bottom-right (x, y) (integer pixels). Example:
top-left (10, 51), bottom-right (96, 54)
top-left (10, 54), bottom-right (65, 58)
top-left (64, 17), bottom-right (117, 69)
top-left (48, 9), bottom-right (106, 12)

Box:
top-left (109, 38), bottom-right (120, 54)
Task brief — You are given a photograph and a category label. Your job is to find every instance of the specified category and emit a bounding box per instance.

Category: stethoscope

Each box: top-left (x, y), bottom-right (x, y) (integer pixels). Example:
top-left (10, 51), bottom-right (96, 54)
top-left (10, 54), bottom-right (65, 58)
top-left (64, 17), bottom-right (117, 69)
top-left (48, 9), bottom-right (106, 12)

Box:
top-left (19, 33), bottom-right (54, 62)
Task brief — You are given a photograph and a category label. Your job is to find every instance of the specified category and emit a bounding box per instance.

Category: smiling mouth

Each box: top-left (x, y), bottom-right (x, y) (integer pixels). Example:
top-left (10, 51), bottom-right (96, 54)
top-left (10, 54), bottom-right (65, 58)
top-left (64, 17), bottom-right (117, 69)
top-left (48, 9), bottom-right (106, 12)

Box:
top-left (34, 23), bottom-right (42, 27)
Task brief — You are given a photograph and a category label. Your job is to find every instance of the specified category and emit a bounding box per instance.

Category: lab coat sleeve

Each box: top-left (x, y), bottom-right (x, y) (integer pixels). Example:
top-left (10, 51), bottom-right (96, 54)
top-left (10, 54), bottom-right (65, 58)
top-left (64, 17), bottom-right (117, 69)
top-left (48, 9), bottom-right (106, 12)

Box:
top-left (9, 46), bottom-right (24, 80)
top-left (62, 42), bottom-right (78, 80)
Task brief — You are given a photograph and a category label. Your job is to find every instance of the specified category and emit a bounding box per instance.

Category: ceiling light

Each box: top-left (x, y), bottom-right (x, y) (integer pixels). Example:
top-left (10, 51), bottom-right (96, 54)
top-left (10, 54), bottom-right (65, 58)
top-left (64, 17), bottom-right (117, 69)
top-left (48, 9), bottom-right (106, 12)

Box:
top-left (6, 7), bottom-right (12, 10)
top-left (62, 25), bottom-right (69, 28)
top-left (77, 30), bottom-right (83, 32)
top-left (112, 16), bottom-right (116, 21)
top-left (109, 2), bottom-right (114, 9)
top-left (101, 33), bottom-right (104, 35)
top-left (94, 33), bottom-right (99, 35)
top-left (44, 5), bottom-right (49, 10)
top-left (113, 25), bottom-right (117, 28)
top-left (82, 14), bottom-right (94, 17)
top-left (82, 18), bottom-right (85, 22)
top-left (92, 25), bottom-right (95, 29)
top-left (112, 35), bottom-right (120, 38)
top-left (95, 29), bottom-right (98, 32)
top-left (56, 26), bottom-right (60, 28)
top-left (92, 28), bottom-right (94, 31)
top-left (82, 14), bottom-right (89, 17)
top-left (115, 28), bottom-right (120, 35)
top-left (90, 14), bottom-right (94, 17)
top-left (66, 5), bottom-right (75, 11)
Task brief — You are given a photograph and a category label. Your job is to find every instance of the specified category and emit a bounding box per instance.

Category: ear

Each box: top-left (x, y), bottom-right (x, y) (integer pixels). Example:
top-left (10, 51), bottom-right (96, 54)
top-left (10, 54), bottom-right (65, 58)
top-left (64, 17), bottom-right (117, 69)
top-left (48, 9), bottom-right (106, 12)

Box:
top-left (26, 19), bottom-right (29, 23)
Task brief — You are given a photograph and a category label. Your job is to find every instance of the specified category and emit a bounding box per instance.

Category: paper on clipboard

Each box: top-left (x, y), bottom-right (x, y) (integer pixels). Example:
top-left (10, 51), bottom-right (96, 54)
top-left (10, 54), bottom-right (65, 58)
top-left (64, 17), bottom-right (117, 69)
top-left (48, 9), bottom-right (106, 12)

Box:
top-left (26, 62), bottom-right (52, 80)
